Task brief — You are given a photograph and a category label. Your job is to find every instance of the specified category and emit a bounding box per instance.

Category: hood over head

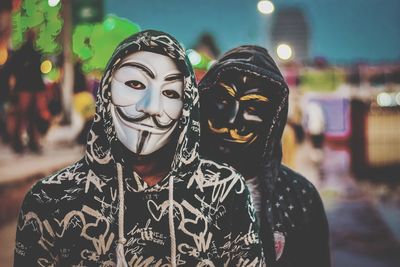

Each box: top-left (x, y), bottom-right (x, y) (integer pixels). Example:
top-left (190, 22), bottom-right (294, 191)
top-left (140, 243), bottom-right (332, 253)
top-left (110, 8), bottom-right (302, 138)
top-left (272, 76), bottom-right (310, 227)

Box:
top-left (199, 45), bottom-right (289, 182)
top-left (85, 30), bottom-right (200, 184)
top-left (84, 30), bottom-right (200, 267)
top-left (199, 45), bottom-right (290, 264)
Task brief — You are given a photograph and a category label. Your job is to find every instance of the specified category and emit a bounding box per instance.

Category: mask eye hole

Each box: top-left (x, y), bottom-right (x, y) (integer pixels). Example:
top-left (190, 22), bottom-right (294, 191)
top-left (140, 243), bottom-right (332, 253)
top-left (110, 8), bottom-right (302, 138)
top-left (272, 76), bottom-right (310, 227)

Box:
top-left (246, 106), bottom-right (257, 114)
top-left (125, 80), bottom-right (146, 90)
top-left (215, 97), bottom-right (230, 109)
top-left (219, 99), bottom-right (228, 105)
top-left (162, 89), bottom-right (181, 99)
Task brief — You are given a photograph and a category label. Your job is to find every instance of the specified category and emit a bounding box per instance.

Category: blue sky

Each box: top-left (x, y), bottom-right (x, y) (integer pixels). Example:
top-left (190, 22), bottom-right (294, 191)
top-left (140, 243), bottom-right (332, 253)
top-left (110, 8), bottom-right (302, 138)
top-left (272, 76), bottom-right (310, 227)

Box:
top-left (105, 0), bottom-right (400, 63)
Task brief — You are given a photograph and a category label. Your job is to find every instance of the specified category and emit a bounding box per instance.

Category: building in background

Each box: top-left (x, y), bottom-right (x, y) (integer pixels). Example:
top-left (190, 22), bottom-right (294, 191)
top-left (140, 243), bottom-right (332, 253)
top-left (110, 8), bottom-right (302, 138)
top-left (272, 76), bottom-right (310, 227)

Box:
top-left (271, 7), bottom-right (310, 62)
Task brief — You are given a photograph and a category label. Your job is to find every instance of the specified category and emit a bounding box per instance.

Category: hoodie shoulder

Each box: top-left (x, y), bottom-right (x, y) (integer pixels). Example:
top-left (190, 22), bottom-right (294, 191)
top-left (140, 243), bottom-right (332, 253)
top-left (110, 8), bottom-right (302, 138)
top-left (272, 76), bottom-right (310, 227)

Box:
top-left (278, 165), bottom-right (323, 208)
top-left (21, 159), bottom-right (90, 214)
top-left (280, 165), bottom-right (318, 192)
top-left (275, 165), bottom-right (328, 229)
top-left (14, 159), bottom-right (94, 265)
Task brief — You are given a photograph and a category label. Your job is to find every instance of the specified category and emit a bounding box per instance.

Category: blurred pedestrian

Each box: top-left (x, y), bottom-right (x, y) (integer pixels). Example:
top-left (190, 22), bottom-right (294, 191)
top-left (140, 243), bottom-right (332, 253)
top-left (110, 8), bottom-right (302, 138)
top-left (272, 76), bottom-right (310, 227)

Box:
top-left (73, 60), bottom-right (86, 94)
top-left (9, 29), bottom-right (50, 153)
top-left (72, 60), bottom-right (95, 144)
top-left (282, 124), bottom-right (297, 168)
top-left (199, 45), bottom-right (331, 266)
top-left (0, 47), bottom-right (12, 143)
top-left (304, 101), bottom-right (326, 164)
top-left (73, 90), bottom-right (95, 144)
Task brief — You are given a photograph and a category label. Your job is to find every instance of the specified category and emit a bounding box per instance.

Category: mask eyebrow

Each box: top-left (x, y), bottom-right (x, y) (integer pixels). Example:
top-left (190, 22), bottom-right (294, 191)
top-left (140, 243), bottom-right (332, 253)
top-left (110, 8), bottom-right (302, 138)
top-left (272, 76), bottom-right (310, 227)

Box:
top-left (118, 62), bottom-right (155, 79)
top-left (240, 94), bottom-right (269, 102)
top-left (220, 82), bottom-right (236, 97)
top-left (165, 73), bottom-right (183, 82)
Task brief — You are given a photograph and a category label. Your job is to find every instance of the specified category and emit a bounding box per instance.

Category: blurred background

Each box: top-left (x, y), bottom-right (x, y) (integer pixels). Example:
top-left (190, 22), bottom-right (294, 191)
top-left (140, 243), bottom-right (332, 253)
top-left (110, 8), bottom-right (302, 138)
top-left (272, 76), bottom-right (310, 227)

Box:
top-left (0, 0), bottom-right (400, 266)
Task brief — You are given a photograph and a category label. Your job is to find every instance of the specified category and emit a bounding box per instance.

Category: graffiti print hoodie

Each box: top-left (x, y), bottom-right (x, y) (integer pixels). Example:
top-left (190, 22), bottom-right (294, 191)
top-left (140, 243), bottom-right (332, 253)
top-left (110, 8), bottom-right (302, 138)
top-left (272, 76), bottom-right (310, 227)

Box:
top-left (199, 46), bottom-right (331, 267)
top-left (14, 31), bottom-right (264, 267)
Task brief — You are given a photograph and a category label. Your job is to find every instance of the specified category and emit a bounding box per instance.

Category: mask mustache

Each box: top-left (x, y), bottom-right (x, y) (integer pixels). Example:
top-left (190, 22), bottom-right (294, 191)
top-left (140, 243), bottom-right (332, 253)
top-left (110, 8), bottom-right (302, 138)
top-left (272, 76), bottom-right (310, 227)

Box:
top-left (116, 107), bottom-right (175, 129)
top-left (207, 120), bottom-right (255, 143)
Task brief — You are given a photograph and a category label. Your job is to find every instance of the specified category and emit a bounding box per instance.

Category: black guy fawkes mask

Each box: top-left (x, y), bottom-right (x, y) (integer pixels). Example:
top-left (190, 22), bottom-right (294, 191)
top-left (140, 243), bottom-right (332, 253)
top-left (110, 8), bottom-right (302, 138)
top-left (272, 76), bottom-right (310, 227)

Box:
top-left (201, 69), bottom-right (278, 177)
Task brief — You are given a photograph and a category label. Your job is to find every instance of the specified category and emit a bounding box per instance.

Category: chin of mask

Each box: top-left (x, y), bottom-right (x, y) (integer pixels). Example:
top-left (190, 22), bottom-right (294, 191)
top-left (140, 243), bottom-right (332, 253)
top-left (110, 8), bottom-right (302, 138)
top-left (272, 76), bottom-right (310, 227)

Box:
top-left (110, 51), bottom-right (184, 155)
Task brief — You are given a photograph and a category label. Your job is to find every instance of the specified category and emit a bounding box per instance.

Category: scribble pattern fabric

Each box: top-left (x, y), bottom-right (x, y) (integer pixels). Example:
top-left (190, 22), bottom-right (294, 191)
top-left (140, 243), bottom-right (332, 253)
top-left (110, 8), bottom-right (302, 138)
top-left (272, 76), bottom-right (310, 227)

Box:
top-left (14, 31), bottom-right (264, 267)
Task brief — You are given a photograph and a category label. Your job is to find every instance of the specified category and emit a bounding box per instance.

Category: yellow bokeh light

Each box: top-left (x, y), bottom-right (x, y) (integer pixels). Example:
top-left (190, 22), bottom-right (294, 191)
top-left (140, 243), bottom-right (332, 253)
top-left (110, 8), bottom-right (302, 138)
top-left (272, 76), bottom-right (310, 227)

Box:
top-left (257, 0), bottom-right (275, 15)
top-left (41, 60), bottom-right (53, 74)
top-left (0, 48), bottom-right (8, 65)
top-left (277, 44), bottom-right (293, 60)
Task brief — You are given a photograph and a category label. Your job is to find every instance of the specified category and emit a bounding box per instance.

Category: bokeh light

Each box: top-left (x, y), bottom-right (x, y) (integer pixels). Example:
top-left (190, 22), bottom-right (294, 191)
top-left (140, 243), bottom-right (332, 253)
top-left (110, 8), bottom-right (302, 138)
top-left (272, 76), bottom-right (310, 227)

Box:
top-left (396, 92), bottom-right (400, 106)
top-left (277, 43), bottom-right (293, 60)
top-left (377, 92), bottom-right (392, 107)
top-left (46, 67), bottom-right (61, 81)
top-left (73, 24), bottom-right (95, 61)
top-left (0, 48), bottom-right (8, 65)
top-left (187, 49), bottom-right (202, 66)
top-left (257, 0), bottom-right (275, 15)
top-left (103, 16), bottom-right (116, 31)
top-left (11, 0), bottom-right (63, 53)
top-left (72, 15), bottom-right (140, 72)
top-left (48, 0), bottom-right (60, 7)
top-left (40, 60), bottom-right (53, 74)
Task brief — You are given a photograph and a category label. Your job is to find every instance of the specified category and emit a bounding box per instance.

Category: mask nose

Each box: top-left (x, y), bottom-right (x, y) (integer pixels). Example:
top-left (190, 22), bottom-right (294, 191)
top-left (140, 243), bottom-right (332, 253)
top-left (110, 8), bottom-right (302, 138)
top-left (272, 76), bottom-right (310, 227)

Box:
top-left (227, 101), bottom-right (249, 133)
top-left (136, 89), bottom-right (163, 116)
top-left (227, 101), bottom-right (240, 124)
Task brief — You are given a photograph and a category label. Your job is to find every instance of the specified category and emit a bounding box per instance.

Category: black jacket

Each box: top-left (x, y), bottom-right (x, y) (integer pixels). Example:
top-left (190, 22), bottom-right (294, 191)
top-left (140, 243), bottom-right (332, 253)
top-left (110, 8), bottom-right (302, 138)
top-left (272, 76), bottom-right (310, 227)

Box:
top-left (199, 45), bottom-right (331, 267)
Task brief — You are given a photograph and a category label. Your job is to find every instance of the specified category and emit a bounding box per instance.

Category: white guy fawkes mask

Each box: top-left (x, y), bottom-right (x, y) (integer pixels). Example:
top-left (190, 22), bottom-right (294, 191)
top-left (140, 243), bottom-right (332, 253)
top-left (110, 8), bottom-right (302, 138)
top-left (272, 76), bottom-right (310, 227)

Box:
top-left (110, 51), bottom-right (184, 155)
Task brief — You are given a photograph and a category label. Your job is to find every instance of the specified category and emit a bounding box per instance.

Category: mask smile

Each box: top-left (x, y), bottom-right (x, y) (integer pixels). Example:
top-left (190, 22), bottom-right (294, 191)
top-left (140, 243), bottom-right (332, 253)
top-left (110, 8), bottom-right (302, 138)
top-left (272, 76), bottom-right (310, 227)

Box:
top-left (208, 120), bottom-right (257, 144)
top-left (115, 106), bottom-right (175, 134)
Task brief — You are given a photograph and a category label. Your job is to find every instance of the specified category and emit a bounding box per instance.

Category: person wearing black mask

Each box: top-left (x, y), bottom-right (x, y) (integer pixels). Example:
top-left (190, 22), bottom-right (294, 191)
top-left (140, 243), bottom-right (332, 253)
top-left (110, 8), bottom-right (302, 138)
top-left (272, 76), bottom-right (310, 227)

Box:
top-left (199, 45), bottom-right (331, 266)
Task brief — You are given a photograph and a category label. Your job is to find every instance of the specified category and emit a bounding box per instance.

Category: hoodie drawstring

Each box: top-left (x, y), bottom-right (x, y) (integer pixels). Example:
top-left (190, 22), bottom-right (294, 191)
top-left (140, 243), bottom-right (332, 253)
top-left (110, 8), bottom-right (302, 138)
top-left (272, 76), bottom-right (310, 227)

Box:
top-left (116, 162), bottom-right (176, 267)
top-left (168, 175), bottom-right (177, 267)
top-left (116, 163), bottom-right (128, 267)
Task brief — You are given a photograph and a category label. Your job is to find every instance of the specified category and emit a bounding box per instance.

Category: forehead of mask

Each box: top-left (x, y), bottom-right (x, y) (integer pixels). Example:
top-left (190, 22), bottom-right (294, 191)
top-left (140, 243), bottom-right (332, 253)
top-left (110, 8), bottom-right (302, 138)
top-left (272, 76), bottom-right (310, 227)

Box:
top-left (111, 51), bottom-right (184, 122)
top-left (202, 69), bottom-right (278, 146)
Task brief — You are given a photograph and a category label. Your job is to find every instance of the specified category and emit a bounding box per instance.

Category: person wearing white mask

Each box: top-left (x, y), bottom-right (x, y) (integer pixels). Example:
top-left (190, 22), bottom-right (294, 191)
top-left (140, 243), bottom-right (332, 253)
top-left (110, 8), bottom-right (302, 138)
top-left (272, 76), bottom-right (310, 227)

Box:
top-left (14, 30), bottom-right (264, 267)
top-left (110, 51), bottom-right (183, 156)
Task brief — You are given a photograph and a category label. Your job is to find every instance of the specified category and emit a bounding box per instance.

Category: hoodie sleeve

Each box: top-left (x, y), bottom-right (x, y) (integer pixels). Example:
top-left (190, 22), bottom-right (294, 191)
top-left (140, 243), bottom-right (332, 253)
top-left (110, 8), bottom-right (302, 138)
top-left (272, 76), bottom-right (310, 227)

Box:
top-left (304, 188), bottom-right (331, 267)
top-left (285, 180), bottom-right (331, 267)
top-left (225, 179), bottom-right (264, 266)
top-left (14, 184), bottom-right (58, 266)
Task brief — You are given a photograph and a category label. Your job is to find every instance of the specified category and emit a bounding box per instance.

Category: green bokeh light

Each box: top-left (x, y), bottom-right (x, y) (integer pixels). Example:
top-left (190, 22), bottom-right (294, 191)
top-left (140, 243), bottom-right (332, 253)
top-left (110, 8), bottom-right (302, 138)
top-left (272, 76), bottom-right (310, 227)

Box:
top-left (45, 66), bottom-right (61, 82)
top-left (11, 0), bottom-right (63, 54)
top-left (73, 24), bottom-right (95, 60)
top-left (73, 14), bottom-right (141, 72)
top-left (103, 16), bottom-right (116, 32)
top-left (189, 50), bottom-right (213, 70)
top-left (12, 2), bottom-right (140, 73)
